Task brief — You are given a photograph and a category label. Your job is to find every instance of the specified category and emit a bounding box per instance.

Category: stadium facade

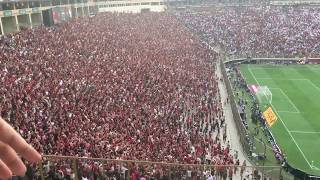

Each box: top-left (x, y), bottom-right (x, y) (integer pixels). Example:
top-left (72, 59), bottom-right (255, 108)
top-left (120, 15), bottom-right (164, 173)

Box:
top-left (0, 0), bottom-right (166, 35)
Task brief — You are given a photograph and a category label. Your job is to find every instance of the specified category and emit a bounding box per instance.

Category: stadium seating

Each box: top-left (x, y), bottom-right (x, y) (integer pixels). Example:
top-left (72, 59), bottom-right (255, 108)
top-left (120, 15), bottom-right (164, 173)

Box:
top-left (176, 6), bottom-right (320, 58)
top-left (0, 13), bottom-right (235, 179)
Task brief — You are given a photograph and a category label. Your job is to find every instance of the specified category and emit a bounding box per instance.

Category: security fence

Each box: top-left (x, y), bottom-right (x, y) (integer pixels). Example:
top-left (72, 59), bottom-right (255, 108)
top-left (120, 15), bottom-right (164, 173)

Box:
top-left (26, 155), bottom-right (283, 180)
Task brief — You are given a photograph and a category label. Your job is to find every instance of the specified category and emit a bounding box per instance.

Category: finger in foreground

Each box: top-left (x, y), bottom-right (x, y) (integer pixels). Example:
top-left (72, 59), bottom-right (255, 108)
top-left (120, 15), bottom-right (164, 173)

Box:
top-left (0, 117), bottom-right (41, 163)
top-left (0, 159), bottom-right (12, 180)
top-left (0, 141), bottom-right (26, 176)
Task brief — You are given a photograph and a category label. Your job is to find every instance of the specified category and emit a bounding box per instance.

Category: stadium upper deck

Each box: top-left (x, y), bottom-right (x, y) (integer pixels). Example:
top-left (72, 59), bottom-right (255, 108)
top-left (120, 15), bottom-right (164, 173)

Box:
top-left (0, 0), bottom-right (165, 35)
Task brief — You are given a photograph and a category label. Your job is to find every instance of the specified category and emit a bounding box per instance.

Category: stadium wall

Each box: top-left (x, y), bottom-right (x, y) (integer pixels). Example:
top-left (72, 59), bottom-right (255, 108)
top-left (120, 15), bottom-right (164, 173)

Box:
top-left (0, 0), bottom-right (165, 35)
top-left (220, 58), bottom-right (252, 157)
top-left (98, 0), bottom-right (166, 13)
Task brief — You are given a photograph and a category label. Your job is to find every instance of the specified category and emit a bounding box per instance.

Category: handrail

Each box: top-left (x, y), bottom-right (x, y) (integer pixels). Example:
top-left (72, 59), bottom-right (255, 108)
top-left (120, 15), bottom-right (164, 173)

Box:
top-left (42, 154), bottom-right (281, 168)
top-left (33, 154), bottom-right (282, 180)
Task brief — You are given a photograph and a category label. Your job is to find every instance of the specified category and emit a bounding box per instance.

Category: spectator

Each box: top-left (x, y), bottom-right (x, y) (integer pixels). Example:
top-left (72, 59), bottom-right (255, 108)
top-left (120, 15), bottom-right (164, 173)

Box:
top-left (0, 12), bottom-right (231, 179)
top-left (0, 117), bottom-right (41, 179)
top-left (176, 6), bottom-right (320, 58)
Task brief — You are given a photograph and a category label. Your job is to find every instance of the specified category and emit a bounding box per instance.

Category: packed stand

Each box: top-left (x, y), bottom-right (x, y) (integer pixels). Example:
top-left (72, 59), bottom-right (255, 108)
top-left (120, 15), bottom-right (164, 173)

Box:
top-left (0, 13), bottom-right (238, 179)
top-left (176, 6), bottom-right (320, 58)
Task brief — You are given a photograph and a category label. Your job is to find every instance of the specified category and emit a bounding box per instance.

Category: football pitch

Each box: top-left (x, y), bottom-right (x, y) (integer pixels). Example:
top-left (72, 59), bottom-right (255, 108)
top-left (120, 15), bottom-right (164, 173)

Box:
top-left (240, 64), bottom-right (320, 176)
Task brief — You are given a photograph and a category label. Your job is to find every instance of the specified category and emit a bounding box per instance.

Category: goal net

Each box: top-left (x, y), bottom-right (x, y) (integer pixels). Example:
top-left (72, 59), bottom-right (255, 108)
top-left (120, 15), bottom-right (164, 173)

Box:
top-left (256, 86), bottom-right (272, 105)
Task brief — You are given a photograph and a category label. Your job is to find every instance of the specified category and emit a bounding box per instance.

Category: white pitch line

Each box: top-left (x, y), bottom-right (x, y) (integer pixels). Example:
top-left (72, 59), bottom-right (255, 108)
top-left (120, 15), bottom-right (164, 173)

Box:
top-left (305, 79), bottom-right (320, 92)
top-left (277, 110), bottom-right (300, 114)
top-left (276, 88), bottom-right (300, 113)
top-left (311, 166), bottom-right (320, 171)
top-left (289, 130), bottom-right (320, 134)
top-left (256, 77), bottom-right (320, 94)
top-left (267, 88), bottom-right (300, 113)
top-left (247, 64), bottom-right (313, 169)
top-left (255, 78), bottom-right (307, 81)
top-left (249, 66), bottom-right (320, 70)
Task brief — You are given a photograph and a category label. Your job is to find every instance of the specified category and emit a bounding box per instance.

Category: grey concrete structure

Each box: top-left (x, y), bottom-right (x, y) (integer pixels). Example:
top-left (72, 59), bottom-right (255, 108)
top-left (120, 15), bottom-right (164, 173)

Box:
top-left (17, 14), bottom-right (31, 29)
top-left (31, 13), bottom-right (42, 27)
top-left (1, 16), bottom-right (18, 34)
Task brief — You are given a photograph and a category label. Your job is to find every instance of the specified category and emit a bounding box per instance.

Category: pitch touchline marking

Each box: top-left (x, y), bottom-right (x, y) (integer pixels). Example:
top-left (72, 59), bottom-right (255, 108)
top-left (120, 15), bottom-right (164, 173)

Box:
top-left (289, 130), bottom-right (320, 134)
top-left (267, 88), bottom-right (300, 113)
top-left (311, 166), bottom-right (320, 171)
top-left (250, 66), bottom-right (320, 70)
top-left (255, 78), bottom-right (306, 81)
top-left (277, 110), bottom-right (300, 114)
top-left (247, 64), bottom-right (313, 169)
top-left (305, 79), bottom-right (320, 92)
top-left (275, 88), bottom-right (300, 113)
top-left (256, 77), bottom-right (320, 93)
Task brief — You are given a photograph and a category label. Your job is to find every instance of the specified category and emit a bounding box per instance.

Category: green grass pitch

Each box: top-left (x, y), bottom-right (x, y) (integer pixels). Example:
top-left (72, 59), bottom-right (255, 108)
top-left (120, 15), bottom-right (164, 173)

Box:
top-left (240, 64), bottom-right (320, 176)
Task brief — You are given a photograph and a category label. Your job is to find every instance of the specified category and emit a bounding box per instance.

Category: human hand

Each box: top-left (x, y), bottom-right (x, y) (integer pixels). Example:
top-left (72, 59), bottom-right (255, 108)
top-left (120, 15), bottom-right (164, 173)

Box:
top-left (0, 117), bottom-right (41, 179)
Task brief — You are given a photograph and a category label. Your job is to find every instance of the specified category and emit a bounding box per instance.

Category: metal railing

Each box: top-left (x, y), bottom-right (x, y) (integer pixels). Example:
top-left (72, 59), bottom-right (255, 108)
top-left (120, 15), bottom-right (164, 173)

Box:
top-left (29, 154), bottom-right (283, 180)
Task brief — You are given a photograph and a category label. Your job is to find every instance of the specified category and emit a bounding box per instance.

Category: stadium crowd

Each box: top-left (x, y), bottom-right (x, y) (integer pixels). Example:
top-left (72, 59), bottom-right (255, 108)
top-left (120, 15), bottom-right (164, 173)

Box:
top-left (5, 4), bottom-right (318, 179)
top-left (174, 5), bottom-right (320, 177)
top-left (0, 13), bottom-right (238, 179)
top-left (176, 6), bottom-right (320, 58)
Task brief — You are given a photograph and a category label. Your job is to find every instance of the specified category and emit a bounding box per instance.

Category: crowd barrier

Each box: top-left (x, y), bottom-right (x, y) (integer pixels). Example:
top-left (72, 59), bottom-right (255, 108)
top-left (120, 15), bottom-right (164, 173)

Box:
top-left (30, 155), bottom-right (282, 180)
top-left (220, 58), bottom-right (252, 156)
